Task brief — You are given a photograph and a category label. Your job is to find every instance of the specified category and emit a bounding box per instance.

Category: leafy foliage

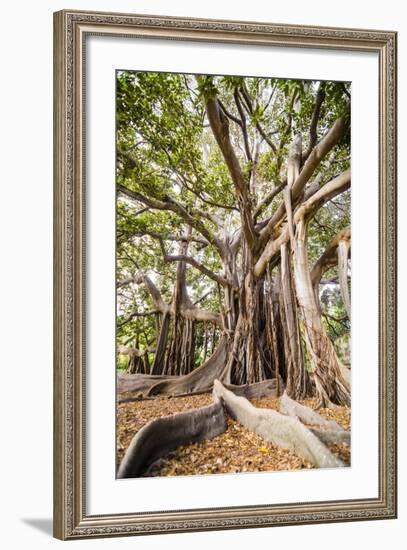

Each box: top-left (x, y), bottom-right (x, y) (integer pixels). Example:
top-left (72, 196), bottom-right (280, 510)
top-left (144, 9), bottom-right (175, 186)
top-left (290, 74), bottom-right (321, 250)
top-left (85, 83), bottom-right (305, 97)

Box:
top-left (116, 71), bottom-right (351, 371)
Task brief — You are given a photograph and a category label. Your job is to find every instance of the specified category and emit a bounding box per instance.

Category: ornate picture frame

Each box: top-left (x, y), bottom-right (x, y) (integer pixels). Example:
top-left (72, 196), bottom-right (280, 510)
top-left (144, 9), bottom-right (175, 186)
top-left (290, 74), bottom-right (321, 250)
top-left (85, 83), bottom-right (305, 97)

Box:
top-left (53, 9), bottom-right (397, 540)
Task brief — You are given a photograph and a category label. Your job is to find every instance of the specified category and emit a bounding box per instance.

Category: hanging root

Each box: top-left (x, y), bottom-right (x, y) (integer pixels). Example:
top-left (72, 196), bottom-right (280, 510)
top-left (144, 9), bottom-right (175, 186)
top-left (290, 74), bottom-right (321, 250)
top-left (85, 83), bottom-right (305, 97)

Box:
top-left (117, 337), bottom-right (283, 399)
top-left (213, 380), bottom-right (344, 469)
top-left (117, 391), bottom-right (227, 478)
top-left (312, 334), bottom-right (351, 408)
top-left (146, 336), bottom-right (229, 396)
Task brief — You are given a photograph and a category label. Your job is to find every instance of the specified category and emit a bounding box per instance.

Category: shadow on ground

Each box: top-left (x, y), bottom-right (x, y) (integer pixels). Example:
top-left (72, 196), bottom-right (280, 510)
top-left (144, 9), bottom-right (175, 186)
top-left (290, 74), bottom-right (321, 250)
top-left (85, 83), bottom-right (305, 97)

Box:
top-left (21, 518), bottom-right (53, 537)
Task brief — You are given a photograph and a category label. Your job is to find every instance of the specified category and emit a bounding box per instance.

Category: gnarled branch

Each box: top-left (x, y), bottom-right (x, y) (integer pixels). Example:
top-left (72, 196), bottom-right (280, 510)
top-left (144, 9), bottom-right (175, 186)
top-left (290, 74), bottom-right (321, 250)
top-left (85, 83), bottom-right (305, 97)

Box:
top-left (311, 227), bottom-right (351, 285)
top-left (254, 170), bottom-right (351, 277)
top-left (259, 114), bottom-right (349, 247)
top-left (118, 184), bottom-right (225, 256)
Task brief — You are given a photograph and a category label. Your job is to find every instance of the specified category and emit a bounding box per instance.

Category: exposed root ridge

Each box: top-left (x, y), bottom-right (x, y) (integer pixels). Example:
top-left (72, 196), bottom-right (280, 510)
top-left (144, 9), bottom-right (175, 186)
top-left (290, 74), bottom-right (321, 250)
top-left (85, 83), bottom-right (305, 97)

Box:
top-left (213, 380), bottom-right (344, 469)
top-left (117, 391), bottom-right (227, 478)
top-left (280, 391), bottom-right (350, 446)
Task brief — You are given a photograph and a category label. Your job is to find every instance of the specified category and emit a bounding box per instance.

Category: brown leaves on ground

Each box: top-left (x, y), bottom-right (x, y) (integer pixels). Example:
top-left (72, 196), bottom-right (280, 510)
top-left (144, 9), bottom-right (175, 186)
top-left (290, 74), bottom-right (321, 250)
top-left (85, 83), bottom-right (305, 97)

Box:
top-left (117, 392), bottom-right (351, 477)
top-left (250, 395), bottom-right (351, 465)
top-left (117, 393), bottom-right (212, 465)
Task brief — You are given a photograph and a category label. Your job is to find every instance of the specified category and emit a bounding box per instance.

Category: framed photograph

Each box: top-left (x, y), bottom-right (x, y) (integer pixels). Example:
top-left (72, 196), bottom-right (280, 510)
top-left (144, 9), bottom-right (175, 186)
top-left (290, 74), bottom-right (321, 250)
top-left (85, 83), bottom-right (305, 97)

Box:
top-left (53, 9), bottom-right (397, 540)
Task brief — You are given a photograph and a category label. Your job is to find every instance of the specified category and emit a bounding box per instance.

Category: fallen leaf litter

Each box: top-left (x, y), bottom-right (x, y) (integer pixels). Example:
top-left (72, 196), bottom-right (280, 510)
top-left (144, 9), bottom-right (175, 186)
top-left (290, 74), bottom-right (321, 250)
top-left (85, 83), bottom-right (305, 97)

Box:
top-left (117, 393), bottom-right (351, 477)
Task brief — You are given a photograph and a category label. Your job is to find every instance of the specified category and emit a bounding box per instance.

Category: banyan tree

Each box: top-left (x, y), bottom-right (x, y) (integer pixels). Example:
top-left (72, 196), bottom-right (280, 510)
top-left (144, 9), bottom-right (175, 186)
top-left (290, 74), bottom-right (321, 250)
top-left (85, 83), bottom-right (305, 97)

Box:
top-left (116, 72), bottom-right (351, 408)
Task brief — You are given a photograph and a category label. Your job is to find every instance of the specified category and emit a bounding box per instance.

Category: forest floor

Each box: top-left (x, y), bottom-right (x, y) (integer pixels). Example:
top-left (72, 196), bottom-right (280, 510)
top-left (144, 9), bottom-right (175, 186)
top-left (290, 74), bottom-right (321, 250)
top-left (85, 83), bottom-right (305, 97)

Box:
top-left (117, 392), bottom-right (351, 477)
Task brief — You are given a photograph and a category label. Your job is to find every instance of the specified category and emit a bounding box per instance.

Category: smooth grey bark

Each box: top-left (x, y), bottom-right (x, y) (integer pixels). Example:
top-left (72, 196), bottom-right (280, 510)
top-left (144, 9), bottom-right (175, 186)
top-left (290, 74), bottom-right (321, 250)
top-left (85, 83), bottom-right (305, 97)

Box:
top-left (309, 427), bottom-right (351, 446)
top-left (280, 392), bottom-right (350, 447)
top-left (213, 381), bottom-right (344, 468)
top-left (280, 392), bottom-right (341, 430)
top-left (292, 218), bottom-right (350, 407)
top-left (338, 238), bottom-right (351, 319)
top-left (254, 169), bottom-right (351, 278)
top-left (280, 242), bottom-right (307, 399)
top-left (310, 227), bottom-right (351, 314)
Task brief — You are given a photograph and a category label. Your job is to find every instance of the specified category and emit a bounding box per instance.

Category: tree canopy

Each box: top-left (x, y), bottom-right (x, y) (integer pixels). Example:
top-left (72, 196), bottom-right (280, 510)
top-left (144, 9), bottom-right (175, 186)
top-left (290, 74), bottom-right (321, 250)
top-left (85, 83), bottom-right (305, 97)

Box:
top-left (116, 71), bottom-right (351, 408)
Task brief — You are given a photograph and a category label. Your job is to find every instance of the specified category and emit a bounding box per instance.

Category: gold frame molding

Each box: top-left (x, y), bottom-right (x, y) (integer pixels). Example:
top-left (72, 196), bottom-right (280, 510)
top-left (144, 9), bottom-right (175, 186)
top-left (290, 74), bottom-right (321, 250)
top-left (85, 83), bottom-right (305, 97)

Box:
top-left (53, 9), bottom-right (397, 540)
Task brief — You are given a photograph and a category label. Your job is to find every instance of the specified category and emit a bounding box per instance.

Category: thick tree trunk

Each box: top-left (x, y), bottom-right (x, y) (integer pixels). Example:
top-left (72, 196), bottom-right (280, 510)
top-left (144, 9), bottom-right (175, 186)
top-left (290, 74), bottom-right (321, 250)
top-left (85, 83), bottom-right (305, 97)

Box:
top-left (146, 336), bottom-right (230, 395)
top-left (204, 93), bottom-right (277, 386)
top-left (165, 317), bottom-right (196, 376)
top-left (262, 271), bottom-right (283, 394)
top-left (120, 339), bottom-right (152, 375)
top-left (280, 243), bottom-right (308, 398)
top-left (242, 268), bottom-right (267, 384)
top-left (127, 352), bottom-right (143, 374)
top-left (269, 271), bottom-right (288, 388)
top-left (224, 241), bottom-right (277, 385)
top-left (293, 219), bottom-right (350, 407)
top-left (150, 312), bottom-right (170, 374)
top-left (151, 234), bottom-right (197, 377)
top-left (224, 273), bottom-right (270, 385)
top-left (338, 239), bottom-right (351, 319)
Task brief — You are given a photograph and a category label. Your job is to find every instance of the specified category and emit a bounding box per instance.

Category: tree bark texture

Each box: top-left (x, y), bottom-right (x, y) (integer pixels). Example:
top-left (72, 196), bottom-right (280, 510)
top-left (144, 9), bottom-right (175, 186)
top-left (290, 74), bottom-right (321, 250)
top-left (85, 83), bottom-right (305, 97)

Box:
top-left (117, 380), bottom-right (348, 478)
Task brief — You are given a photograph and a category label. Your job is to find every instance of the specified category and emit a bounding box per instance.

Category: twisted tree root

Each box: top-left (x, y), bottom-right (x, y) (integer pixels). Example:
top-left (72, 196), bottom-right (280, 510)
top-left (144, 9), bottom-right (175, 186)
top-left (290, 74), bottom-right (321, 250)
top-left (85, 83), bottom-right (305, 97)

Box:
top-left (117, 380), bottom-right (347, 478)
top-left (117, 377), bottom-right (281, 403)
top-left (213, 380), bottom-right (344, 469)
top-left (117, 391), bottom-right (227, 478)
top-left (280, 392), bottom-right (341, 430)
top-left (280, 391), bottom-right (350, 446)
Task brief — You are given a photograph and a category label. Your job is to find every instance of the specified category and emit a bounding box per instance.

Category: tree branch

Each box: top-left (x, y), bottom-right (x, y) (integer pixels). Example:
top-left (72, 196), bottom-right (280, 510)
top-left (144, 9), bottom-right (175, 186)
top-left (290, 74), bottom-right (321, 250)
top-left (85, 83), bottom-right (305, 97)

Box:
top-left (218, 98), bottom-right (243, 127)
top-left (254, 181), bottom-right (286, 221)
top-left (338, 238), bottom-right (351, 319)
top-left (254, 170), bottom-right (351, 277)
top-left (117, 184), bottom-right (225, 256)
top-left (302, 83), bottom-right (326, 161)
top-left (118, 271), bottom-right (168, 313)
top-left (176, 176), bottom-right (238, 213)
top-left (204, 95), bottom-right (257, 252)
top-left (117, 310), bottom-right (158, 328)
top-left (233, 88), bottom-right (252, 162)
top-left (238, 86), bottom-right (277, 153)
top-left (158, 237), bottom-right (232, 287)
top-left (310, 227), bottom-right (351, 285)
top-left (284, 134), bottom-right (302, 245)
top-left (120, 228), bottom-right (209, 247)
top-left (258, 114), bottom-right (349, 248)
